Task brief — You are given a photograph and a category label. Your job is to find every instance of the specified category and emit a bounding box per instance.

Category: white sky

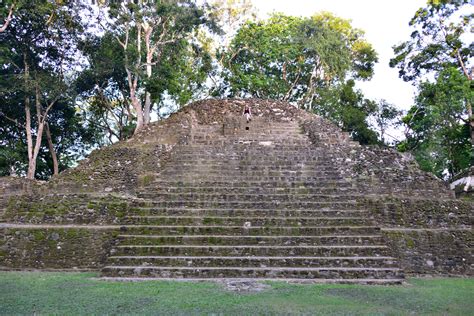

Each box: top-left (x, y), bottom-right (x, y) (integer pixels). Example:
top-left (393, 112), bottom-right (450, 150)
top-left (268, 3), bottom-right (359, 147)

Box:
top-left (252, 0), bottom-right (428, 111)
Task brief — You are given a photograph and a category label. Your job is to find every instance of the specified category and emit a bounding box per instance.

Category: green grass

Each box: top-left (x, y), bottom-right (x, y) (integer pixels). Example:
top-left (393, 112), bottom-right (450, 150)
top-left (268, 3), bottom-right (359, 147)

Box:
top-left (0, 272), bottom-right (473, 315)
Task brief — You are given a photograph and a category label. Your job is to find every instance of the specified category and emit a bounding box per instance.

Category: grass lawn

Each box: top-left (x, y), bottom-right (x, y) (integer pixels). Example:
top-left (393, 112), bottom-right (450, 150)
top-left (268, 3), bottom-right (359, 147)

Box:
top-left (0, 272), bottom-right (473, 315)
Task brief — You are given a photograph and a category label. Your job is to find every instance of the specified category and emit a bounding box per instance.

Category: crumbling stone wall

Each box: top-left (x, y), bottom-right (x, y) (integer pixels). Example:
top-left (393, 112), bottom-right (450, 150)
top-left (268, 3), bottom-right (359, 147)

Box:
top-left (45, 110), bottom-right (197, 195)
top-left (360, 197), bottom-right (473, 275)
top-left (301, 117), bottom-right (354, 147)
top-left (302, 114), bottom-right (471, 276)
top-left (179, 99), bottom-right (310, 124)
top-left (362, 198), bottom-right (472, 228)
top-left (0, 226), bottom-right (118, 269)
top-left (382, 229), bottom-right (472, 275)
top-left (3, 194), bottom-right (132, 225)
top-left (301, 117), bottom-right (453, 199)
top-left (0, 178), bottom-right (45, 221)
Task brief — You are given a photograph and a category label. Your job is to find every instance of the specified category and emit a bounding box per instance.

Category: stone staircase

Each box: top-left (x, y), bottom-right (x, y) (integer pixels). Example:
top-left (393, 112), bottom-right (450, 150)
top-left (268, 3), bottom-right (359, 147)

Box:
top-left (101, 117), bottom-right (404, 283)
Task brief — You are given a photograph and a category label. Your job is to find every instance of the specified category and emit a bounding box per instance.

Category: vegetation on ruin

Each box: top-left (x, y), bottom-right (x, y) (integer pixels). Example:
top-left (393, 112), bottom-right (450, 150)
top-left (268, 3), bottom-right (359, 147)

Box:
top-left (0, 0), bottom-right (472, 180)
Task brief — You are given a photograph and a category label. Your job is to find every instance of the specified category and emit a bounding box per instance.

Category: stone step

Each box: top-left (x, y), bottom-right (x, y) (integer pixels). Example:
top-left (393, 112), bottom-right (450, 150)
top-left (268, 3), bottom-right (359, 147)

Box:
top-left (191, 140), bottom-right (312, 146)
top-left (112, 245), bottom-right (391, 257)
top-left (175, 150), bottom-right (339, 156)
top-left (119, 225), bottom-right (381, 236)
top-left (169, 156), bottom-right (339, 163)
top-left (99, 276), bottom-right (404, 284)
top-left (173, 151), bottom-right (337, 158)
top-left (192, 130), bottom-right (305, 135)
top-left (120, 216), bottom-right (371, 227)
top-left (128, 207), bottom-right (367, 218)
top-left (195, 126), bottom-right (303, 130)
top-left (176, 143), bottom-right (320, 148)
top-left (106, 256), bottom-right (399, 268)
top-left (192, 130), bottom-right (305, 133)
top-left (162, 164), bottom-right (339, 171)
top-left (131, 200), bottom-right (362, 210)
top-left (194, 128), bottom-right (304, 132)
top-left (160, 170), bottom-right (342, 177)
top-left (192, 130), bottom-right (305, 134)
top-left (157, 176), bottom-right (345, 183)
top-left (101, 266), bottom-right (403, 279)
top-left (146, 182), bottom-right (357, 195)
top-left (191, 134), bottom-right (310, 139)
top-left (116, 234), bottom-right (385, 246)
top-left (148, 180), bottom-right (351, 188)
top-left (196, 134), bottom-right (310, 139)
top-left (158, 170), bottom-right (343, 177)
top-left (168, 158), bottom-right (340, 165)
top-left (193, 127), bottom-right (303, 132)
top-left (142, 186), bottom-right (355, 195)
top-left (190, 138), bottom-right (310, 144)
top-left (136, 193), bottom-right (358, 203)
top-left (160, 164), bottom-right (339, 172)
top-left (191, 138), bottom-right (309, 143)
top-left (133, 200), bottom-right (359, 209)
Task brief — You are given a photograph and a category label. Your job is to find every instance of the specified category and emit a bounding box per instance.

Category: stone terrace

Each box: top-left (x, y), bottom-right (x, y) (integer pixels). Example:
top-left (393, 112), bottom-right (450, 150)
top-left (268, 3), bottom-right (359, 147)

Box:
top-left (0, 99), bottom-right (472, 282)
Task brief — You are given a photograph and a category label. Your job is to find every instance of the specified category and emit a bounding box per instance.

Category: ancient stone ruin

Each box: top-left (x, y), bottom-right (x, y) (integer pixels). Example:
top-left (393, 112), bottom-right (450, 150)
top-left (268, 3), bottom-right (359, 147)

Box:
top-left (0, 99), bottom-right (472, 283)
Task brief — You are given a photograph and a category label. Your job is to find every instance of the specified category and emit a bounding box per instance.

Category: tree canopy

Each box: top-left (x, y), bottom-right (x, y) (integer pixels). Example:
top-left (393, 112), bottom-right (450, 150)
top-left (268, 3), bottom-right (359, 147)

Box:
top-left (2, 0), bottom-right (469, 181)
top-left (0, 0), bottom-right (99, 178)
top-left (391, 0), bottom-right (473, 179)
top-left (217, 12), bottom-right (379, 144)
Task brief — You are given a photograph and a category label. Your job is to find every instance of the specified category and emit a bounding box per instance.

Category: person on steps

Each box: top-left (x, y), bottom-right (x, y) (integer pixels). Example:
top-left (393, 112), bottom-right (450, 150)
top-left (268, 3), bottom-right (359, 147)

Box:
top-left (243, 105), bottom-right (252, 123)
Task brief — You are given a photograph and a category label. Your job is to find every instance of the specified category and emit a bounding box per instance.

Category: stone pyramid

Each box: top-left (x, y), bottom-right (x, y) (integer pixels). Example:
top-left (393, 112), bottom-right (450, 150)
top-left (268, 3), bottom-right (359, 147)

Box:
top-left (0, 99), bottom-right (472, 283)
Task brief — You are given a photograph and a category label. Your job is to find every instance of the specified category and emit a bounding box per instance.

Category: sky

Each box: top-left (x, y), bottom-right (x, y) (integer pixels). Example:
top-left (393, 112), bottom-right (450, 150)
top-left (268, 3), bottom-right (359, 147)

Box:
top-left (251, 0), bottom-right (428, 112)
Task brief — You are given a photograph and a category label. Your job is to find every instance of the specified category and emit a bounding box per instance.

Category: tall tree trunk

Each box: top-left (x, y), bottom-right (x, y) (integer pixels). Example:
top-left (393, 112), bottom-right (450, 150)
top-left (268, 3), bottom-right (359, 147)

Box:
top-left (134, 101), bottom-right (144, 133)
top-left (0, 3), bottom-right (14, 32)
top-left (131, 23), bottom-right (145, 134)
top-left (127, 70), bottom-right (144, 134)
top-left (45, 122), bottom-right (59, 176)
top-left (29, 83), bottom-right (47, 179)
top-left (144, 92), bottom-right (151, 125)
top-left (456, 52), bottom-right (474, 150)
top-left (144, 39), bottom-right (154, 125)
top-left (25, 98), bottom-right (35, 179)
top-left (24, 54), bottom-right (36, 179)
top-left (466, 92), bottom-right (473, 149)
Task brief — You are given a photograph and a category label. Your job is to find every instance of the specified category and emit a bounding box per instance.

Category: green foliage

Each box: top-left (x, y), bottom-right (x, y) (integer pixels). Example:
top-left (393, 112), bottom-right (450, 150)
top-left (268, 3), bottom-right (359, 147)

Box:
top-left (371, 100), bottom-right (402, 144)
top-left (0, 1), bottom-right (99, 178)
top-left (218, 12), bottom-right (379, 144)
top-left (220, 13), bottom-right (377, 101)
top-left (75, 33), bottom-right (134, 143)
top-left (398, 67), bottom-right (472, 178)
top-left (75, 0), bottom-right (217, 141)
top-left (391, 0), bottom-right (472, 179)
top-left (390, 0), bottom-right (472, 82)
top-left (313, 80), bottom-right (379, 145)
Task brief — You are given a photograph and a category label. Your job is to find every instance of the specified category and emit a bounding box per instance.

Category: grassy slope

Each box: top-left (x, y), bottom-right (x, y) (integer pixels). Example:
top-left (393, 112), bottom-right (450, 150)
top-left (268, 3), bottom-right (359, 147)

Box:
top-left (0, 272), bottom-right (473, 315)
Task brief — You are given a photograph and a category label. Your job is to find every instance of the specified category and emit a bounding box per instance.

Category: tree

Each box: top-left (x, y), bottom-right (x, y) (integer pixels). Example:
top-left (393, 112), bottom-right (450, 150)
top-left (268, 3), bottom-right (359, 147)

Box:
top-left (0, 1), bottom-right (96, 179)
top-left (390, 0), bottom-right (473, 145)
top-left (96, 0), bottom-right (216, 134)
top-left (0, 0), bottom-right (18, 33)
top-left (207, 0), bottom-right (256, 47)
top-left (218, 12), bottom-right (379, 144)
top-left (219, 12), bottom-right (377, 106)
top-left (398, 67), bottom-right (472, 179)
top-left (371, 99), bottom-right (401, 145)
top-left (75, 33), bottom-right (134, 144)
top-left (314, 80), bottom-right (379, 145)
top-left (76, 15), bottom-right (215, 143)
